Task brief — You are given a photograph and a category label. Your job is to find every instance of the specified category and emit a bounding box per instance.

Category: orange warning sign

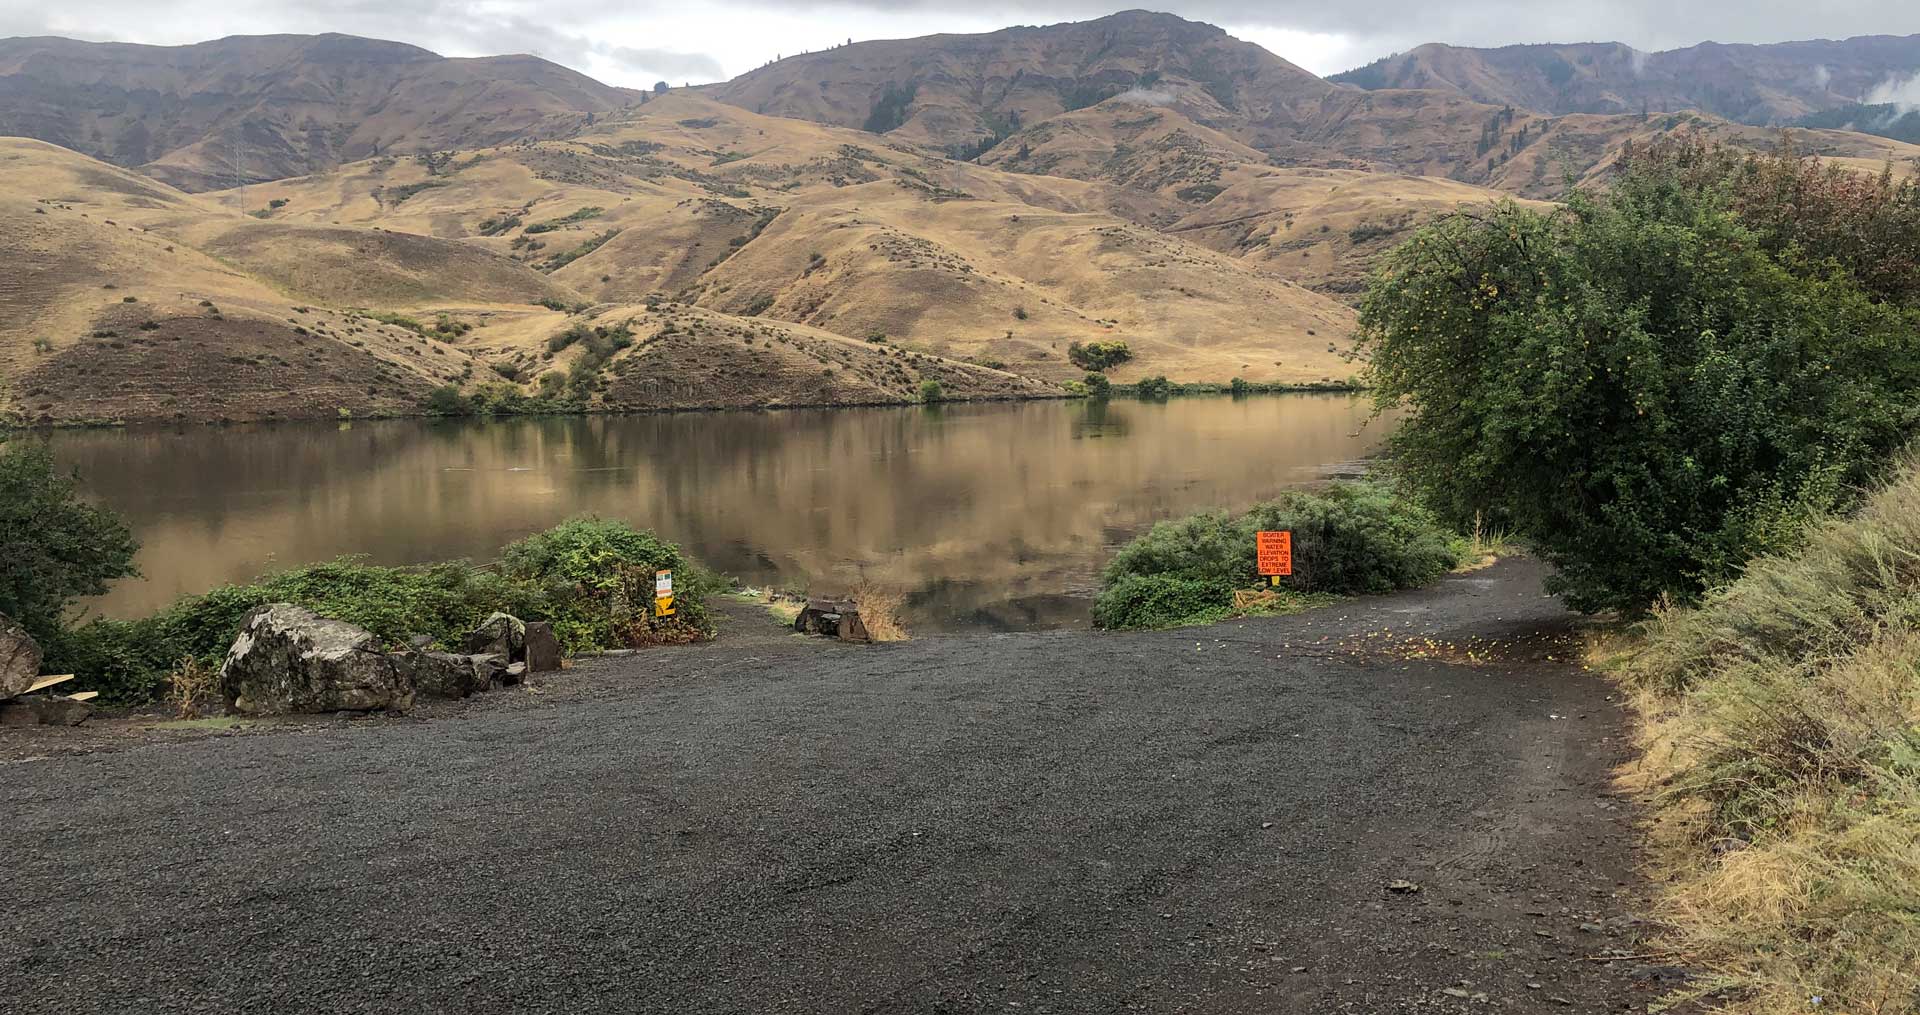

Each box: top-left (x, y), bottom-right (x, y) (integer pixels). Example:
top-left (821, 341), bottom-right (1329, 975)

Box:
top-left (1256, 530), bottom-right (1292, 576)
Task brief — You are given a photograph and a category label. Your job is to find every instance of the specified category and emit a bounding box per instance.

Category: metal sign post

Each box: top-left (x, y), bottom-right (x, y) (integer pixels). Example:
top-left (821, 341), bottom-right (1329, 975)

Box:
top-left (654, 569), bottom-right (675, 617)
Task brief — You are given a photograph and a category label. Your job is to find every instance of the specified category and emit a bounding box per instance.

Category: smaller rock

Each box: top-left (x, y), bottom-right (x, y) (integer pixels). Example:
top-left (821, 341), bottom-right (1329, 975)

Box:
top-left (523, 621), bottom-right (561, 672)
top-left (463, 613), bottom-right (526, 661)
top-left (0, 694), bottom-right (91, 727)
top-left (392, 651), bottom-right (495, 699)
top-left (1578, 923), bottom-right (1604, 934)
top-left (504, 661), bottom-right (528, 685)
top-left (468, 654), bottom-right (508, 691)
top-left (1440, 988), bottom-right (1472, 999)
top-left (406, 634), bottom-right (435, 651)
top-left (1386, 880), bottom-right (1421, 894)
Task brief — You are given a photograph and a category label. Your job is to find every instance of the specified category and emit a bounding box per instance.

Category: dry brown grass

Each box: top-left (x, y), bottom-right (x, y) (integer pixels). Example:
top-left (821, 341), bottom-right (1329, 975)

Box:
top-left (849, 582), bottom-right (910, 642)
top-left (1602, 460), bottom-right (1920, 1014)
top-left (165, 654), bottom-right (217, 719)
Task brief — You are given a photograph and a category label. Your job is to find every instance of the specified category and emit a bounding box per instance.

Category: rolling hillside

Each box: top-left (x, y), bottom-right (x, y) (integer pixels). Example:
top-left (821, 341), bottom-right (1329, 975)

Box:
top-left (709, 10), bottom-right (1335, 158)
top-left (1332, 34), bottom-right (1920, 130)
top-left (0, 34), bottom-right (637, 189)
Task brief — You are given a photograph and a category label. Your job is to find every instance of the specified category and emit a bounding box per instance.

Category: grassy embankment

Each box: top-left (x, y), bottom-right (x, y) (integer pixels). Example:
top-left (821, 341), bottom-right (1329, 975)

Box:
top-left (48, 518), bottom-right (721, 705)
top-left (1598, 461), bottom-right (1920, 1013)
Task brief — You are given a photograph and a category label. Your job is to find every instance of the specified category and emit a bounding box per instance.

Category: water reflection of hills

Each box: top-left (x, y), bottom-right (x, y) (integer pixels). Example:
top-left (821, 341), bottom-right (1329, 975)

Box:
top-left (54, 396), bottom-right (1386, 631)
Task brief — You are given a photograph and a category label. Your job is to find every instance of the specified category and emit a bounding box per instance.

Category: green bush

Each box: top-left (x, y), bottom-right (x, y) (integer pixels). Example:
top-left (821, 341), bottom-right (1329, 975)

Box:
top-left (1082, 371), bottom-right (1111, 398)
top-left (1133, 375), bottom-right (1172, 400)
top-left (1357, 147), bottom-right (1920, 614)
top-left (1068, 340), bottom-right (1133, 371)
top-left (499, 517), bottom-right (719, 651)
top-left (1090, 574), bottom-right (1234, 630)
top-left (917, 378), bottom-right (944, 403)
top-left (0, 440), bottom-right (140, 646)
top-left (1092, 483), bottom-right (1463, 628)
top-left (48, 518), bottom-right (720, 704)
top-left (423, 385), bottom-right (472, 416)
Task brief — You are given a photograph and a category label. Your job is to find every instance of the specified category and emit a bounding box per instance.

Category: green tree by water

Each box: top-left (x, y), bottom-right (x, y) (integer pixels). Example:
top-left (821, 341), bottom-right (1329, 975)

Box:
top-left (1356, 149), bottom-right (1920, 614)
top-left (0, 440), bottom-right (140, 644)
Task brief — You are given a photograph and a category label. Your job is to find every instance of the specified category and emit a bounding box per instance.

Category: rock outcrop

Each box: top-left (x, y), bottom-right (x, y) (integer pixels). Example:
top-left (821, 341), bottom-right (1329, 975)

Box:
top-left (219, 604), bottom-right (414, 714)
top-left (1, 612), bottom-right (41, 700)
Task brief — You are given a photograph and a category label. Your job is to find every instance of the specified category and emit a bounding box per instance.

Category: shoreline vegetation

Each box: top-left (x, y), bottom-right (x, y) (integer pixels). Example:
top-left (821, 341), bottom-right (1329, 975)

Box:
top-left (40, 517), bottom-right (721, 705)
top-left (0, 379), bottom-right (1368, 432)
top-left (7, 377), bottom-right (1374, 429)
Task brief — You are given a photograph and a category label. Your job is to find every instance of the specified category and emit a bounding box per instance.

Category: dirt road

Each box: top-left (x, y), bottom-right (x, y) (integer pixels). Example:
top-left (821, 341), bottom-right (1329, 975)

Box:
top-left (1, 559), bottom-right (1668, 1013)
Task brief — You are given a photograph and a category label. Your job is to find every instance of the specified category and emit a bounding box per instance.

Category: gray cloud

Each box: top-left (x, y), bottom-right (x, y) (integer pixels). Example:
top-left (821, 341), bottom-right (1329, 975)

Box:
top-left (1867, 72), bottom-right (1920, 111)
top-left (3, 0), bottom-right (1917, 83)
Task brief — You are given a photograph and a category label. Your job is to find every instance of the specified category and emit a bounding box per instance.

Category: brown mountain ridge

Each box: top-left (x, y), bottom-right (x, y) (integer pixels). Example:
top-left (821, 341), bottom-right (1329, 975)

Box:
top-left (1, 13), bottom-right (1917, 425)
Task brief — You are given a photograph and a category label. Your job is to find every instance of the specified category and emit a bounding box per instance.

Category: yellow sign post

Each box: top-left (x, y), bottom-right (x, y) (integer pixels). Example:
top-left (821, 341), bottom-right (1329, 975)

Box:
top-left (654, 569), bottom-right (675, 618)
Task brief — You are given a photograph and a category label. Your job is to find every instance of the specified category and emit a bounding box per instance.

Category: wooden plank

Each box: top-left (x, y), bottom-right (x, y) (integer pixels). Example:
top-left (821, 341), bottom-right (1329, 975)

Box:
top-left (26, 673), bottom-right (74, 693)
top-left (64, 691), bottom-right (99, 702)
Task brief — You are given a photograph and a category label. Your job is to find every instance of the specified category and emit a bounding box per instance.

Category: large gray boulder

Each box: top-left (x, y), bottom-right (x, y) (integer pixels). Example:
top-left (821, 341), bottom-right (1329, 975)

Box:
top-left (391, 651), bottom-right (506, 699)
top-left (1, 612), bottom-right (42, 700)
top-left (219, 605), bottom-right (413, 714)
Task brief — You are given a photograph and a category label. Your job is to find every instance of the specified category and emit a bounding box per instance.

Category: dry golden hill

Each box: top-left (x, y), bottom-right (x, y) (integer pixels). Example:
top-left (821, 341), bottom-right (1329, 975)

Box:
top-left (8, 20), bottom-right (1916, 427)
top-left (218, 94), bottom-right (1365, 386)
top-left (0, 136), bottom-right (1061, 424)
top-left (0, 34), bottom-right (636, 190)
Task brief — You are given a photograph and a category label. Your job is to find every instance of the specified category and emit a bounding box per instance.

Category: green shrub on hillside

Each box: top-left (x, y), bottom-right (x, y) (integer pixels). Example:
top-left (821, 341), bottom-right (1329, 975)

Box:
top-left (1067, 340), bottom-right (1132, 372)
top-left (1358, 146), bottom-right (1920, 614)
top-left (1092, 483), bottom-right (1462, 629)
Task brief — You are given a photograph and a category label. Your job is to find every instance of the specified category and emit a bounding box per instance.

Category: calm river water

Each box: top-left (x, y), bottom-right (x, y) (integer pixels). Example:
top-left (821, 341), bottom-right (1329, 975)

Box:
top-left (51, 396), bottom-right (1387, 631)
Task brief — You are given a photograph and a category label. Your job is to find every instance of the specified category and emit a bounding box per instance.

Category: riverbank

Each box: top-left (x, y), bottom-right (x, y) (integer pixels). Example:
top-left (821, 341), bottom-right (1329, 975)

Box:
top-left (1, 558), bottom-right (1672, 1013)
top-left (40, 397), bottom-right (1389, 626)
top-left (0, 383), bottom-right (1366, 432)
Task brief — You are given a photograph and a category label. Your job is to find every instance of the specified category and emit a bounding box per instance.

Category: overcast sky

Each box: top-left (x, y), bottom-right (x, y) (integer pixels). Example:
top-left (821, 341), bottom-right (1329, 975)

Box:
top-left (3, 1), bottom-right (1918, 89)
